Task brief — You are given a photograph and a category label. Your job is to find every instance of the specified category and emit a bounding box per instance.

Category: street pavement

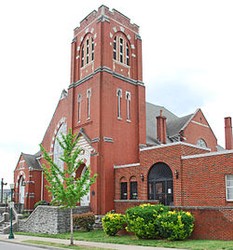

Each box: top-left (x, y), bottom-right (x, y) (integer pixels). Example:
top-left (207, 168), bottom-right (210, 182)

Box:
top-left (0, 241), bottom-right (52, 250)
top-left (0, 234), bottom-right (185, 250)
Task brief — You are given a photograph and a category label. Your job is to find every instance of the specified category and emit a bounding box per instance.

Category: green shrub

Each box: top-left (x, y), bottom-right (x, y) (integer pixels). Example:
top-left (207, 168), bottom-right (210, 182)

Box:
top-left (125, 204), bottom-right (169, 239)
top-left (102, 212), bottom-right (126, 236)
top-left (34, 200), bottom-right (49, 209)
top-left (73, 212), bottom-right (95, 231)
top-left (158, 210), bottom-right (194, 240)
top-left (125, 204), bottom-right (194, 241)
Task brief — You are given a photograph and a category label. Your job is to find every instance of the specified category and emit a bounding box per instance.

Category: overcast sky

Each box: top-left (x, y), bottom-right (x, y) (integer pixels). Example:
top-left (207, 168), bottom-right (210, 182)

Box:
top-left (1, 0), bottom-right (233, 185)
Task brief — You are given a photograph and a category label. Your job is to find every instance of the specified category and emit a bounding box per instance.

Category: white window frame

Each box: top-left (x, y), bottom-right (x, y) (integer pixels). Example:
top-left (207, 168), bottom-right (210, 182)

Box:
top-left (91, 38), bottom-right (94, 61)
top-left (126, 91), bottom-right (131, 121)
top-left (80, 36), bottom-right (94, 68)
top-left (117, 88), bottom-right (122, 119)
top-left (226, 175), bottom-right (233, 201)
top-left (81, 45), bottom-right (84, 67)
top-left (119, 37), bottom-right (124, 63)
top-left (86, 88), bottom-right (91, 120)
top-left (113, 35), bottom-right (130, 66)
top-left (53, 123), bottom-right (67, 178)
top-left (77, 94), bottom-right (82, 122)
top-left (113, 37), bottom-right (117, 60)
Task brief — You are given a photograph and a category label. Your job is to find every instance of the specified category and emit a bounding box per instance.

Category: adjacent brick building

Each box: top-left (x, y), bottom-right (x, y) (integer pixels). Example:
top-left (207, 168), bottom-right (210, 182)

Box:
top-left (13, 6), bottom-right (233, 239)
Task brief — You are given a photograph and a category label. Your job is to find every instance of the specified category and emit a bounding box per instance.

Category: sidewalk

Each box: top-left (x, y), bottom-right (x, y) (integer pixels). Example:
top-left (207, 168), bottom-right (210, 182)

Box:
top-left (0, 234), bottom-right (184, 250)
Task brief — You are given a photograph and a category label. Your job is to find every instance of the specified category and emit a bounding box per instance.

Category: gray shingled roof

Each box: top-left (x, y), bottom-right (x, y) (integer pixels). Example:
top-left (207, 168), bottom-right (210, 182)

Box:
top-left (167, 113), bottom-right (193, 139)
top-left (146, 102), bottom-right (193, 145)
top-left (22, 152), bottom-right (42, 170)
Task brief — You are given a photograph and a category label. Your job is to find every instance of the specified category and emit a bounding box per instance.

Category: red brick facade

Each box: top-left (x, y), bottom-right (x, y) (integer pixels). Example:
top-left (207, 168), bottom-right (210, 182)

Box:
top-left (13, 5), bottom-right (233, 239)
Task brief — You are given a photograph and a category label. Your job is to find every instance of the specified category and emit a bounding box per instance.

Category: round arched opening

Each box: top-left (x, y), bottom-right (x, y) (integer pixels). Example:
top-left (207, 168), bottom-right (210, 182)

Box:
top-left (148, 162), bottom-right (173, 206)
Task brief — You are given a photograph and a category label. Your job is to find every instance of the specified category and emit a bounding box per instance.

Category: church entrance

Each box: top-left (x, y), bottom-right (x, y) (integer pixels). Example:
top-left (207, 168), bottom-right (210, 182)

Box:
top-left (19, 176), bottom-right (25, 204)
top-left (148, 162), bottom-right (173, 206)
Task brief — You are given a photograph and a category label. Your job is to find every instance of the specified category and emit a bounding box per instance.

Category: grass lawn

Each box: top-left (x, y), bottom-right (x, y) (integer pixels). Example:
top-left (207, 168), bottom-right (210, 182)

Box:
top-left (17, 230), bottom-right (233, 250)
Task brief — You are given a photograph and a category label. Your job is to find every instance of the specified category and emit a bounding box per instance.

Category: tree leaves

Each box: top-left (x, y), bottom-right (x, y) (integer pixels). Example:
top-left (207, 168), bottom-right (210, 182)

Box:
top-left (40, 129), bottom-right (97, 209)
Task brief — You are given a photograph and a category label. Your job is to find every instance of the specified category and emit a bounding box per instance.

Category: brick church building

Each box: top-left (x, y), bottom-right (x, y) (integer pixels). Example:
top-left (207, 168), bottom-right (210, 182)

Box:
top-left (14, 6), bottom-right (233, 239)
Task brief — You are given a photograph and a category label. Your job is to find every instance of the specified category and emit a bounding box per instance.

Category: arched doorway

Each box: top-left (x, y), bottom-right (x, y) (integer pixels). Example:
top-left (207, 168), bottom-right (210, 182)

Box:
top-left (19, 176), bottom-right (25, 204)
top-left (148, 162), bottom-right (173, 205)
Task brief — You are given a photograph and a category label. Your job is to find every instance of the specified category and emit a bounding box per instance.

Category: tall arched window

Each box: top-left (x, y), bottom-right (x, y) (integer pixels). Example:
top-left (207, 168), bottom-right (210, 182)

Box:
top-left (77, 94), bottom-right (82, 122)
top-left (113, 35), bottom-right (130, 66)
top-left (81, 35), bottom-right (94, 68)
top-left (148, 162), bottom-right (173, 205)
top-left (130, 176), bottom-right (138, 200)
top-left (18, 176), bottom-right (25, 204)
top-left (86, 89), bottom-right (91, 120)
top-left (116, 88), bottom-right (122, 119)
top-left (53, 123), bottom-right (67, 175)
top-left (120, 177), bottom-right (127, 200)
top-left (126, 91), bottom-right (131, 121)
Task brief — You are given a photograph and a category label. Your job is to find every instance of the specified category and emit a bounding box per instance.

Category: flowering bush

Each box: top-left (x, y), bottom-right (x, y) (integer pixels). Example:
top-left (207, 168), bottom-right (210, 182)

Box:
top-left (158, 210), bottom-right (194, 240)
top-left (102, 212), bottom-right (126, 236)
top-left (125, 204), bottom-right (169, 239)
top-left (125, 204), bottom-right (194, 240)
top-left (73, 212), bottom-right (95, 231)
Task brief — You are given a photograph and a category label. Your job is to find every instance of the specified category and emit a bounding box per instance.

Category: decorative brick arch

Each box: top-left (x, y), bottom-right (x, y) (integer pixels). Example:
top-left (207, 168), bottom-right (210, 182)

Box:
top-left (50, 117), bottom-right (67, 153)
top-left (148, 162), bottom-right (173, 205)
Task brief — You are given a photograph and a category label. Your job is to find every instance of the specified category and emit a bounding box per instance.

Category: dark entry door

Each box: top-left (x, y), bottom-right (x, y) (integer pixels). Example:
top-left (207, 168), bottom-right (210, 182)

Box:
top-left (148, 163), bottom-right (173, 206)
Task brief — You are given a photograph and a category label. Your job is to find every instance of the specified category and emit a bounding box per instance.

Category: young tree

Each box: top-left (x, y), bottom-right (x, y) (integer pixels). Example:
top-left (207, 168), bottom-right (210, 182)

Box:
top-left (40, 129), bottom-right (97, 245)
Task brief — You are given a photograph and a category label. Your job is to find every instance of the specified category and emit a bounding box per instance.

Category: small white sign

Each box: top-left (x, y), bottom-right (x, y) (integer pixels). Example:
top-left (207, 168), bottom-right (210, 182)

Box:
top-left (168, 188), bottom-right (172, 194)
top-left (9, 202), bottom-right (14, 209)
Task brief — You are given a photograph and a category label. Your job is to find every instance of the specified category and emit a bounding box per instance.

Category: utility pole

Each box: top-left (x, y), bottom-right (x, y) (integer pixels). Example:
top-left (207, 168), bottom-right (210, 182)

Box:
top-left (1, 178), bottom-right (7, 203)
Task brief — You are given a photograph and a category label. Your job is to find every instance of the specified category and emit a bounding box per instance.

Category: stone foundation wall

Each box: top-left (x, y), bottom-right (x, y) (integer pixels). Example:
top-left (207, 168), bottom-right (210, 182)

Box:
top-left (18, 205), bottom-right (90, 234)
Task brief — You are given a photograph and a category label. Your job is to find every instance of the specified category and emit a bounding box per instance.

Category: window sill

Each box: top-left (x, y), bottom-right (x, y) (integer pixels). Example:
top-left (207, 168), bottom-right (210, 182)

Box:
top-left (74, 119), bottom-right (93, 129)
top-left (113, 59), bottom-right (130, 68)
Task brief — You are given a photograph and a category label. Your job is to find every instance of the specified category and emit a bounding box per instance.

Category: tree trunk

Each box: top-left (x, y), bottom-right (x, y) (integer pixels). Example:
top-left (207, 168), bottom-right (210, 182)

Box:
top-left (70, 208), bottom-right (74, 245)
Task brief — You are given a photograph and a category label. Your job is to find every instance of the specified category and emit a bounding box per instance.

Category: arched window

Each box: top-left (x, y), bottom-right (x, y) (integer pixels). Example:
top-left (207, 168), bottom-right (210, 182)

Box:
top-left (148, 162), bottom-right (173, 205)
top-left (130, 176), bottom-right (138, 200)
top-left (18, 176), bottom-right (25, 204)
top-left (197, 138), bottom-right (207, 148)
top-left (120, 177), bottom-right (127, 200)
top-left (113, 35), bottom-right (130, 66)
top-left (81, 35), bottom-right (94, 68)
top-left (91, 38), bottom-right (94, 61)
top-left (116, 88), bottom-right (122, 119)
top-left (77, 94), bottom-right (82, 122)
top-left (86, 89), bottom-right (91, 119)
top-left (126, 91), bottom-right (131, 121)
top-left (53, 123), bottom-right (67, 175)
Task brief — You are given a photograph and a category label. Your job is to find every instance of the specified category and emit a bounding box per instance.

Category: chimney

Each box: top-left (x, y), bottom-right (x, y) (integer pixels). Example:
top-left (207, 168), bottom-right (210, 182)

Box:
top-left (225, 117), bottom-right (233, 150)
top-left (156, 110), bottom-right (167, 144)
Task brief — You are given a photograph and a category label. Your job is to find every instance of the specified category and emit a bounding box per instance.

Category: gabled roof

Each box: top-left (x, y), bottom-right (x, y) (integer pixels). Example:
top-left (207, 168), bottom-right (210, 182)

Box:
top-left (146, 102), bottom-right (178, 145)
top-left (146, 102), bottom-right (195, 145)
top-left (146, 103), bottom-right (219, 148)
top-left (76, 128), bottom-right (97, 156)
top-left (22, 152), bottom-right (42, 170)
top-left (167, 113), bottom-right (193, 139)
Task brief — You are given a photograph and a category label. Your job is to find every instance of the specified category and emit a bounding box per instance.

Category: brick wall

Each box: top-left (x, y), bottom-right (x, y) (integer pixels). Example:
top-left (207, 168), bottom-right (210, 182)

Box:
top-left (182, 151), bottom-right (233, 206)
top-left (174, 206), bottom-right (233, 240)
top-left (183, 109), bottom-right (217, 151)
top-left (115, 200), bottom-right (159, 214)
top-left (114, 143), bottom-right (209, 207)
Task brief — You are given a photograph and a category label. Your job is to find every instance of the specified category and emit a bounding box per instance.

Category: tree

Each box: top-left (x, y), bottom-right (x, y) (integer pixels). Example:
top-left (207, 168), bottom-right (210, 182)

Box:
top-left (40, 129), bottom-right (97, 245)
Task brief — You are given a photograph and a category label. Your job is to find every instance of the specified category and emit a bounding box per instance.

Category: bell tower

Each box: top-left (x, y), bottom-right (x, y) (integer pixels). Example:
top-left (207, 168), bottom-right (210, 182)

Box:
top-left (68, 5), bottom-right (146, 214)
